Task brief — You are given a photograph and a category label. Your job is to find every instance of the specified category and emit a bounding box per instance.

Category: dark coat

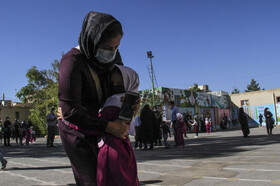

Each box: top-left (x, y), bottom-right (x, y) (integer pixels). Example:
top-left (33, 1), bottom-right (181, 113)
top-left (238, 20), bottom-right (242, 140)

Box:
top-left (139, 107), bottom-right (156, 143)
top-left (238, 112), bottom-right (250, 136)
top-left (265, 111), bottom-right (274, 129)
top-left (58, 12), bottom-right (123, 133)
top-left (153, 111), bottom-right (162, 140)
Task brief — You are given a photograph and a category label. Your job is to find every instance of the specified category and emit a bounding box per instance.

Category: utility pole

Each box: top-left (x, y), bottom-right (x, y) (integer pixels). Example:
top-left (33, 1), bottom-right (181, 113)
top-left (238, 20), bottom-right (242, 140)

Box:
top-left (147, 51), bottom-right (155, 107)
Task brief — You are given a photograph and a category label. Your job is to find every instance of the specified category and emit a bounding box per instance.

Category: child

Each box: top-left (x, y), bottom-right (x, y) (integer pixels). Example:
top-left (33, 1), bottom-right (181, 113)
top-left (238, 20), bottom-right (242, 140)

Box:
top-left (176, 113), bottom-right (186, 148)
top-left (189, 116), bottom-right (199, 138)
top-left (161, 121), bottom-right (171, 149)
top-left (25, 126), bottom-right (31, 145)
top-left (30, 127), bottom-right (36, 143)
top-left (97, 65), bottom-right (140, 186)
top-left (0, 150), bottom-right (7, 170)
top-left (205, 117), bottom-right (211, 134)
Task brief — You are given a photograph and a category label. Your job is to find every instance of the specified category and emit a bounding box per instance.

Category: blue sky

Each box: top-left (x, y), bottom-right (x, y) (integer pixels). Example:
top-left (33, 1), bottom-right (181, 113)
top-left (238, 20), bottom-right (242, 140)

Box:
top-left (0, 0), bottom-right (280, 101)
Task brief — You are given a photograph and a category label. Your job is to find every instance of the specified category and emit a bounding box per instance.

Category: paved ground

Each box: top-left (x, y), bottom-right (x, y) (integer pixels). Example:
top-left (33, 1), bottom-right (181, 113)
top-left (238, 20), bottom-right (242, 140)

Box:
top-left (0, 126), bottom-right (280, 186)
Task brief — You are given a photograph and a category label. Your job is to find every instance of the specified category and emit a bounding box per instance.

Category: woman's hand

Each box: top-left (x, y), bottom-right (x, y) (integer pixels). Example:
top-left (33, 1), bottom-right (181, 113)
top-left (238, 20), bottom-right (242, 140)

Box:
top-left (106, 119), bottom-right (129, 140)
top-left (57, 107), bottom-right (63, 120)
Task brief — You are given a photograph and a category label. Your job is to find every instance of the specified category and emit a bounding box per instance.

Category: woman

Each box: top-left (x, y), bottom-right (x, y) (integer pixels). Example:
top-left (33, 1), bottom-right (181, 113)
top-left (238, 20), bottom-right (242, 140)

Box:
top-left (58, 11), bottom-right (132, 185)
top-left (139, 105), bottom-right (156, 150)
top-left (264, 108), bottom-right (274, 135)
top-left (238, 107), bottom-right (250, 137)
top-left (259, 113), bottom-right (263, 127)
top-left (175, 113), bottom-right (185, 148)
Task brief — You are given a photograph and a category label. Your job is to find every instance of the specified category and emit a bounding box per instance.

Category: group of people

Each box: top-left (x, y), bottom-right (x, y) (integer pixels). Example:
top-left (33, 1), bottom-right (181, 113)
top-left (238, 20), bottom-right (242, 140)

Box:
top-left (133, 105), bottom-right (162, 150)
top-left (0, 117), bottom-right (35, 146)
top-left (238, 107), bottom-right (275, 137)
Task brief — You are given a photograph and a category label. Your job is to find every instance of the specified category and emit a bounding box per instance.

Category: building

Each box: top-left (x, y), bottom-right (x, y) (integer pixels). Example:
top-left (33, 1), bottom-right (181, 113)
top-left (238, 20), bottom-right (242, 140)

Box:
top-left (229, 88), bottom-right (280, 126)
top-left (0, 100), bottom-right (33, 125)
top-left (139, 87), bottom-right (230, 129)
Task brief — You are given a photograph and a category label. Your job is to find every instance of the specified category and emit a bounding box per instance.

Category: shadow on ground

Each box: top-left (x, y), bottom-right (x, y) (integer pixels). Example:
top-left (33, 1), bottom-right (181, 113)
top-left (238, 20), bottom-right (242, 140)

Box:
top-left (134, 132), bottom-right (280, 162)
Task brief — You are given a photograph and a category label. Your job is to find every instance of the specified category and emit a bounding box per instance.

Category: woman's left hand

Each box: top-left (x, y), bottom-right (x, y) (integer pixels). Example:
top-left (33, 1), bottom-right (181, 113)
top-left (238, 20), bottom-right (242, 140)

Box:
top-left (57, 107), bottom-right (63, 120)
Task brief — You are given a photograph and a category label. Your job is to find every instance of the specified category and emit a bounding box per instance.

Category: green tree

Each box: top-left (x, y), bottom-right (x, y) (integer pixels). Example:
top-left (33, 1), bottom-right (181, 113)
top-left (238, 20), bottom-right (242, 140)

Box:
top-left (231, 88), bottom-right (240, 94)
top-left (244, 79), bottom-right (261, 92)
top-left (138, 89), bottom-right (167, 115)
top-left (189, 83), bottom-right (202, 92)
top-left (16, 60), bottom-right (60, 136)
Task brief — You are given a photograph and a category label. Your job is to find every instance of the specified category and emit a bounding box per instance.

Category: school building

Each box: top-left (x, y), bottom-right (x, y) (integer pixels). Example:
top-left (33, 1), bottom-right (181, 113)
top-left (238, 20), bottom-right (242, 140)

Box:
top-left (139, 86), bottom-right (230, 129)
top-left (0, 100), bottom-right (33, 125)
top-left (229, 88), bottom-right (280, 126)
top-left (139, 86), bottom-right (280, 128)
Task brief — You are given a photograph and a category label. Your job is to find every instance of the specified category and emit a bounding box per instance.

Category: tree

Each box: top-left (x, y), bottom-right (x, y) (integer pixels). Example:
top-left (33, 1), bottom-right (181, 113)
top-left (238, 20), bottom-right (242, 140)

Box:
top-left (231, 88), bottom-right (240, 94)
top-left (16, 59), bottom-right (60, 136)
top-left (189, 83), bottom-right (202, 92)
top-left (138, 89), bottom-right (167, 115)
top-left (244, 79), bottom-right (261, 92)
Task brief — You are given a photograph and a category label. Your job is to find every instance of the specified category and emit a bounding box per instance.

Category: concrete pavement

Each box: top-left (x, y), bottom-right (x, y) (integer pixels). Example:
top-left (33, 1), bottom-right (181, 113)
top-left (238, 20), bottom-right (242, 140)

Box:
top-left (0, 127), bottom-right (279, 186)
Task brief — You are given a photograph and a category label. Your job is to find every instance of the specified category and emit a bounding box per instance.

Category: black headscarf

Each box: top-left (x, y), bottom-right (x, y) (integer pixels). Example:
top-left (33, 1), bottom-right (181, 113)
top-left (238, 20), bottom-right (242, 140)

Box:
top-left (78, 11), bottom-right (123, 73)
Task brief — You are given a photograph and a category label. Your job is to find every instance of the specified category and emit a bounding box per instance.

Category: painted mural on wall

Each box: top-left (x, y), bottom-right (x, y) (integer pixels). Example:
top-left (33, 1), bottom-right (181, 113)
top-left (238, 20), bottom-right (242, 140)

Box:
top-left (161, 87), bottom-right (217, 108)
top-left (211, 95), bottom-right (229, 109)
top-left (139, 87), bottom-right (229, 109)
top-left (232, 104), bottom-right (278, 126)
top-left (200, 108), bottom-right (216, 127)
top-left (218, 109), bottom-right (230, 128)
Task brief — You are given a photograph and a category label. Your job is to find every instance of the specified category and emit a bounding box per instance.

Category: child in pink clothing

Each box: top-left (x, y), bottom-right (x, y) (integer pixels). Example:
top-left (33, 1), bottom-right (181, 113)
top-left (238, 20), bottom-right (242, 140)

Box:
top-left (205, 117), bottom-right (211, 134)
top-left (97, 65), bottom-right (140, 186)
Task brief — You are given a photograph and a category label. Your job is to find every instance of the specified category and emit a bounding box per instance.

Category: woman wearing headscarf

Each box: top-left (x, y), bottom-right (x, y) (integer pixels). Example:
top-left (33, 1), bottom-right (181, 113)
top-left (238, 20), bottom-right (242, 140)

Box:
top-left (264, 108), bottom-right (274, 135)
top-left (175, 113), bottom-right (186, 148)
top-left (238, 107), bottom-right (250, 137)
top-left (58, 11), bottom-right (131, 185)
top-left (139, 105), bottom-right (156, 150)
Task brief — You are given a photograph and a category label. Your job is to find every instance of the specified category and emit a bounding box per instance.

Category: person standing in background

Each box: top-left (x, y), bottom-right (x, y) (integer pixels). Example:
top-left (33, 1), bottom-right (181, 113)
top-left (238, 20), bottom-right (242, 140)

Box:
top-left (259, 113), bottom-right (263, 127)
top-left (238, 107), bottom-right (250, 137)
top-left (264, 108), bottom-right (274, 135)
top-left (161, 121), bottom-right (171, 149)
top-left (139, 105), bottom-right (156, 150)
top-left (175, 113), bottom-right (185, 148)
top-left (169, 101), bottom-right (179, 147)
top-left (153, 107), bottom-right (162, 146)
top-left (3, 117), bottom-right (12, 146)
top-left (13, 119), bottom-right (20, 145)
top-left (134, 115), bottom-right (141, 149)
top-left (46, 108), bottom-right (57, 147)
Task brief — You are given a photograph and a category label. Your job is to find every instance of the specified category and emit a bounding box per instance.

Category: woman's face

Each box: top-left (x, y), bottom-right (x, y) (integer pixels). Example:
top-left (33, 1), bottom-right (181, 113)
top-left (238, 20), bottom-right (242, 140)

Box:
top-left (98, 34), bottom-right (122, 51)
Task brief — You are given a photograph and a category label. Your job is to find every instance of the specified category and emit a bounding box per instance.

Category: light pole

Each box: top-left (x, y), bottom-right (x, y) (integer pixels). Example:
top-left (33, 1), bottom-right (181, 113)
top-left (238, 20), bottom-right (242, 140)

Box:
top-left (147, 51), bottom-right (155, 107)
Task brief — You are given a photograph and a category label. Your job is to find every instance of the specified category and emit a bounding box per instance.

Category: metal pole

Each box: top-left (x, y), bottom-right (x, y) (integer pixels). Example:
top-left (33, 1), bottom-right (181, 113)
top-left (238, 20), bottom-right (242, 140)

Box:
top-left (150, 57), bottom-right (155, 107)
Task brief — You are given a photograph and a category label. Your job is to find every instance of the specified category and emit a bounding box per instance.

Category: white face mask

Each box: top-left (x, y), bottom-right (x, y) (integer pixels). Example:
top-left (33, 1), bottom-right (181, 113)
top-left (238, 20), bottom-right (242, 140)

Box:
top-left (95, 48), bottom-right (118, 64)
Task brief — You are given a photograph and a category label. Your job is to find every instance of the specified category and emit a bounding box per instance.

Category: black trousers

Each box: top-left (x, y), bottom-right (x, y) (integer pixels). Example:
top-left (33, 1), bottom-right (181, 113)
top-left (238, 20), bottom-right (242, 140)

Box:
top-left (47, 126), bottom-right (56, 146)
top-left (3, 133), bottom-right (11, 146)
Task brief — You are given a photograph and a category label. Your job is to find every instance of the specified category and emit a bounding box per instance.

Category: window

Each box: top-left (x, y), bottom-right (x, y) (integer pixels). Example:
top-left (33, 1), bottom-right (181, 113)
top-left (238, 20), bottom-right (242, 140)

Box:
top-left (15, 112), bottom-right (19, 120)
top-left (277, 97), bottom-right (280, 103)
top-left (241, 100), bottom-right (249, 107)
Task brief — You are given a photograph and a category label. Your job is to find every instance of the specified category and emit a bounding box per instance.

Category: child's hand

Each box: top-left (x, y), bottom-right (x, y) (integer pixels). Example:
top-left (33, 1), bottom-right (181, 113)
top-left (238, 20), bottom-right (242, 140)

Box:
top-left (106, 119), bottom-right (129, 140)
